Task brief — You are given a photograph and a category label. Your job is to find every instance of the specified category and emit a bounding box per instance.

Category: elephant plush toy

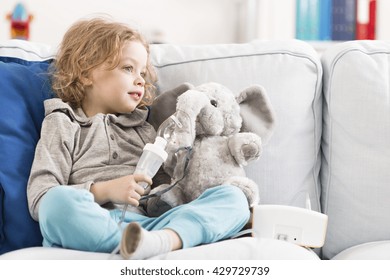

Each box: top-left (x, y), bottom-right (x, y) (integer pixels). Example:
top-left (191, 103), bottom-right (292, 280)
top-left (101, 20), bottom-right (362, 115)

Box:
top-left (146, 82), bottom-right (276, 217)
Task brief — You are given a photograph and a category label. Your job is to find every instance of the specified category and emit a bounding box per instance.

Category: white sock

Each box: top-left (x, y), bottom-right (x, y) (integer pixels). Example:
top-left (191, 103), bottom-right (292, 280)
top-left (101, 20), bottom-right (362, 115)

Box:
top-left (120, 222), bottom-right (173, 260)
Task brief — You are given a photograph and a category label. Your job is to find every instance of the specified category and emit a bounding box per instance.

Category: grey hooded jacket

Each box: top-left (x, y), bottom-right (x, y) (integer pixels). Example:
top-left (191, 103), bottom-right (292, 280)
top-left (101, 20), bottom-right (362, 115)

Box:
top-left (27, 98), bottom-right (157, 221)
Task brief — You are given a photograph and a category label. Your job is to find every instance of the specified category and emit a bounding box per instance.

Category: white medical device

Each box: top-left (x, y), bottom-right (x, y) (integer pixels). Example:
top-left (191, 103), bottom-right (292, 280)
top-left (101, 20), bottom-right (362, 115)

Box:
top-left (251, 204), bottom-right (328, 248)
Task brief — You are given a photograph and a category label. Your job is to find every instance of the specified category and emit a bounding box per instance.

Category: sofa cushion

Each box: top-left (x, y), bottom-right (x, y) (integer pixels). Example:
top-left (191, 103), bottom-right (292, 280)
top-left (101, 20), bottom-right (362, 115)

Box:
top-left (150, 40), bottom-right (323, 211)
top-left (321, 41), bottom-right (390, 259)
top-left (332, 241), bottom-right (390, 260)
top-left (0, 40), bottom-right (54, 254)
top-left (0, 237), bottom-right (320, 260)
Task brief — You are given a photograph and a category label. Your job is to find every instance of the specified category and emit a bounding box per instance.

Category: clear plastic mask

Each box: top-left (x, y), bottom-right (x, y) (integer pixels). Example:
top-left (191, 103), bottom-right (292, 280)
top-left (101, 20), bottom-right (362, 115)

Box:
top-left (157, 110), bottom-right (193, 147)
top-left (156, 110), bottom-right (193, 181)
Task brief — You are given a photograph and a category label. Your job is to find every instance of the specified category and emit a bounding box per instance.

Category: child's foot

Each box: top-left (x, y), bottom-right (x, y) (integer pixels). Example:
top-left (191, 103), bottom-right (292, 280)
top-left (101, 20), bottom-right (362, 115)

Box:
top-left (120, 222), bottom-right (172, 259)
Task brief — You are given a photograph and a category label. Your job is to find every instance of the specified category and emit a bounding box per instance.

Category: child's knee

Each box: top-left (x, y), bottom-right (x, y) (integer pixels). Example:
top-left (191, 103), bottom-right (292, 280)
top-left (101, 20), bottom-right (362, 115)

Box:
top-left (39, 186), bottom-right (92, 223)
top-left (214, 185), bottom-right (248, 202)
top-left (227, 186), bottom-right (251, 216)
top-left (207, 185), bottom-right (251, 219)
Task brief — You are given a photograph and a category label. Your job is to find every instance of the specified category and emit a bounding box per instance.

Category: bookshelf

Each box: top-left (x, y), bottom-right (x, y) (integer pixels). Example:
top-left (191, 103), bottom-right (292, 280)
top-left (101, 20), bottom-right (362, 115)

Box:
top-left (239, 0), bottom-right (390, 48)
top-left (296, 0), bottom-right (376, 41)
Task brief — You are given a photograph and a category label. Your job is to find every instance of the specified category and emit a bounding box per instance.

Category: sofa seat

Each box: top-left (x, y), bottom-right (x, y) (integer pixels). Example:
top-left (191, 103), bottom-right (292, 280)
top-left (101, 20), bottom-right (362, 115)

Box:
top-left (0, 237), bottom-right (319, 260)
top-left (332, 241), bottom-right (390, 260)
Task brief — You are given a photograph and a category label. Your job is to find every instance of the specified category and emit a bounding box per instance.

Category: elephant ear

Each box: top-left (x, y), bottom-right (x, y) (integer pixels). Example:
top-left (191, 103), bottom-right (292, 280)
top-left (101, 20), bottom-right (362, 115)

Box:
top-left (148, 83), bottom-right (194, 131)
top-left (236, 85), bottom-right (276, 145)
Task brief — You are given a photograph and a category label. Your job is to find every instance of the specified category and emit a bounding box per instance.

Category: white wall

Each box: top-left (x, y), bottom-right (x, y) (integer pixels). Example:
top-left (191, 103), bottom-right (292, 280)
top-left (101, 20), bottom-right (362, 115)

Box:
top-left (377, 0), bottom-right (390, 40)
top-left (255, 0), bottom-right (296, 41)
top-left (1, 0), bottom-right (244, 46)
top-left (1, 0), bottom-right (390, 47)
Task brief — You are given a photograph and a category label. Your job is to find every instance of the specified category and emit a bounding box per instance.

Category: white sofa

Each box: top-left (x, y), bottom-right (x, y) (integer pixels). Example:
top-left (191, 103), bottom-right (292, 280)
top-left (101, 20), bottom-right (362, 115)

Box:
top-left (0, 39), bottom-right (389, 260)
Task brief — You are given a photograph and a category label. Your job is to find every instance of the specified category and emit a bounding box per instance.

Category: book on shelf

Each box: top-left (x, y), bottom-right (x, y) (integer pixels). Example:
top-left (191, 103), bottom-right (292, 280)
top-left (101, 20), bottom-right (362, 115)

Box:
top-left (319, 0), bottom-right (332, 40)
top-left (295, 0), bottom-right (376, 41)
top-left (295, 0), bottom-right (332, 40)
top-left (332, 0), bottom-right (356, 40)
top-left (296, 0), bottom-right (320, 40)
top-left (356, 0), bottom-right (376, 39)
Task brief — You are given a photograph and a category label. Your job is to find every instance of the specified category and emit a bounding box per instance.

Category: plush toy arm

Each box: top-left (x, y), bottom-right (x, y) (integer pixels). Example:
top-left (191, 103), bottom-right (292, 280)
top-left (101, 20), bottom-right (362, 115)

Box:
top-left (228, 132), bottom-right (262, 167)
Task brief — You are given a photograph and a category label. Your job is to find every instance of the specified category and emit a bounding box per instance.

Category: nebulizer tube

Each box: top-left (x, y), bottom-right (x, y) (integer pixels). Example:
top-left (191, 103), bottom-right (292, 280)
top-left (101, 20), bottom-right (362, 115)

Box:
top-left (110, 113), bottom-right (189, 257)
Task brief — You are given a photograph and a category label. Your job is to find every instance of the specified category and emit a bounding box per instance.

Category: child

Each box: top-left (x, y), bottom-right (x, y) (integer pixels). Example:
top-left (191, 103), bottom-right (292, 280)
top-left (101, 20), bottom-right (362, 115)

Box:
top-left (27, 17), bottom-right (250, 259)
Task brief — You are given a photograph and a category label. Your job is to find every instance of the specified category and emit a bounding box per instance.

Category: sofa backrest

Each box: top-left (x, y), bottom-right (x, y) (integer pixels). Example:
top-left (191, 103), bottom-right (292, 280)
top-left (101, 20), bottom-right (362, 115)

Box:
top-left (151, 40), bottom-right (323, 211)
top-left (321, 41), bottom-right (390, 259)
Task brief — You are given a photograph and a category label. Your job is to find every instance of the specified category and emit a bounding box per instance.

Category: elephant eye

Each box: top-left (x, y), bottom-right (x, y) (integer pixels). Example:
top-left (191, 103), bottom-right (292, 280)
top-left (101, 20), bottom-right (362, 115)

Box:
top-left (210, 99), bottom-right (218, 107)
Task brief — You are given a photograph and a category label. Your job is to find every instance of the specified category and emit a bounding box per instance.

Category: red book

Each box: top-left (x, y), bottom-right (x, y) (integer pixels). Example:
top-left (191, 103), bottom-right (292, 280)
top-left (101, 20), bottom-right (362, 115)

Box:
top-left (367, 0), bottom-right (376, 39)
top-left (356, 0), bottom-right (376, 40)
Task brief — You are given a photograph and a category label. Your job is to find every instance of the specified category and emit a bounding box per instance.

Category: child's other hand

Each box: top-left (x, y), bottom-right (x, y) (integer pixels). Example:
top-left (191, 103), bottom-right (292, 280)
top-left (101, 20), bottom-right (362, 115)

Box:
top-left (90, 174), bottom-right (152, 206)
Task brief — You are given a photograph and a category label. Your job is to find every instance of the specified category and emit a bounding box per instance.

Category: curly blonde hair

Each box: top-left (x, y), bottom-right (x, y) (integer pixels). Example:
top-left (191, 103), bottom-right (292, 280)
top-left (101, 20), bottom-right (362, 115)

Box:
top-left (51, 17), bottom-right (157, 108)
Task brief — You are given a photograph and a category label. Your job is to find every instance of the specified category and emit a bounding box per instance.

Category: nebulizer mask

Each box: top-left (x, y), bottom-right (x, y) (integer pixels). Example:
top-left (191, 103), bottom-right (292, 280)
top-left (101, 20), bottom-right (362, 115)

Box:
top-left (154, 110), bottom-right (193, 183)
top-left (118, 111), bottom-right (193, 222)
top-left (135, 110), bottom-right (193, 190)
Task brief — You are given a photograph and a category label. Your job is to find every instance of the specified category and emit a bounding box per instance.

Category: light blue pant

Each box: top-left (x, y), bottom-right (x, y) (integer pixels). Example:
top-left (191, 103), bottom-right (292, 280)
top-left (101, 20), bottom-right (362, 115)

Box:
top-left (38, 185), bottom-right (250, 253)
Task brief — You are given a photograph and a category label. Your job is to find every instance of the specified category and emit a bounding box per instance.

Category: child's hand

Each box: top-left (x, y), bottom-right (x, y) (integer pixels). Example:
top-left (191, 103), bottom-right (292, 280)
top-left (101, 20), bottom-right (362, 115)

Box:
top-left (90, 174), bottom-right (152, 206)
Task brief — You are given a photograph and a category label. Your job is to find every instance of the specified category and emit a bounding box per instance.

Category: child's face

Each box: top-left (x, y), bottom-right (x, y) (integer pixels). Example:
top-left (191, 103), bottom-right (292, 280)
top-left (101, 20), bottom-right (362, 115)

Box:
top-left (83, 40), bottom-right (148, 116)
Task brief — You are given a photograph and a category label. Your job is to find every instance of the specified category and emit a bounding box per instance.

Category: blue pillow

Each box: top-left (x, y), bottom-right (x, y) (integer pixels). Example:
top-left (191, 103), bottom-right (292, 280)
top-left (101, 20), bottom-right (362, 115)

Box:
top-left (0, 41), bottom-right (54, 254)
